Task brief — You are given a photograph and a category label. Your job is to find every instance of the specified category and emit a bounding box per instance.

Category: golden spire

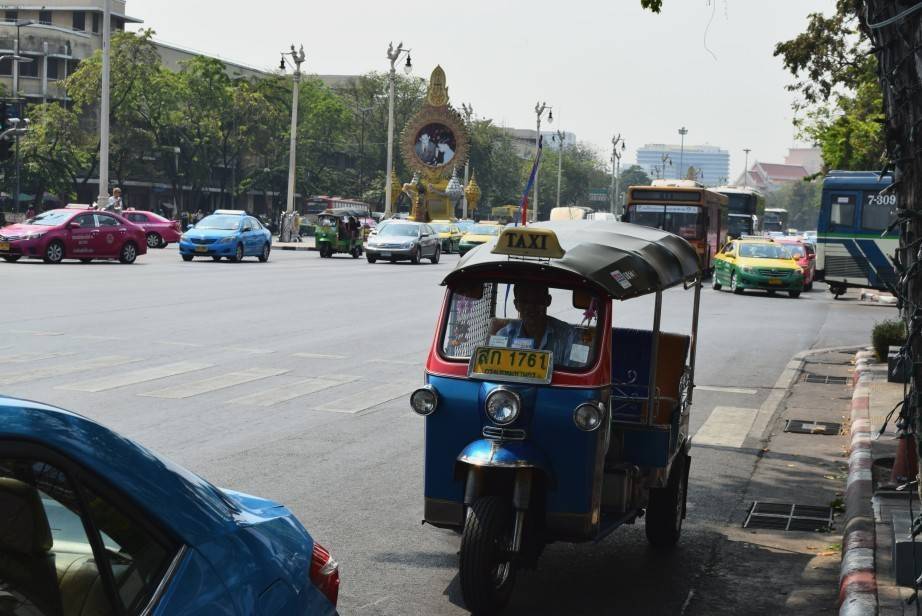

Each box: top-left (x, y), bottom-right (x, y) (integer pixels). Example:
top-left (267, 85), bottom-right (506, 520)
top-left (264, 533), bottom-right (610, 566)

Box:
top-left (427, 65), bottom-right (449, 107)
top-left (464, 172), bottom-right (481, 212)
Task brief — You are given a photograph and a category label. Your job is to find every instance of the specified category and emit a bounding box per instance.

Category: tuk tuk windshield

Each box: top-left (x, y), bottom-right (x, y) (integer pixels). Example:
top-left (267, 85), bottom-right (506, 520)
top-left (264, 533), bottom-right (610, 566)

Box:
top-left (441, 281), bottom-right (603, 372)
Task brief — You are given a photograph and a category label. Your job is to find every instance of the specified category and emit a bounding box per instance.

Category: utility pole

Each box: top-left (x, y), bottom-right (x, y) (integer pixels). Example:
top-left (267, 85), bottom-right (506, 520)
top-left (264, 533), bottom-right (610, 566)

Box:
top-left (554, 130), bottom-right (566, 208)
top-left (611, 134), bottom-right (625, 217)
top-left (384, 42), bottom-right (411, 218)
top-left (678, 126), bottom-right (688, 181)
top-left (742, 148), bottom-right (751, 187)
top-left (96, 0), bottom-right (112, 210)
top-left (533, 102), bottom-right (552, 221)
top-left (280, 44), bottom-right (305, 242)
top-left (461, 103), bottom-right (473, 219)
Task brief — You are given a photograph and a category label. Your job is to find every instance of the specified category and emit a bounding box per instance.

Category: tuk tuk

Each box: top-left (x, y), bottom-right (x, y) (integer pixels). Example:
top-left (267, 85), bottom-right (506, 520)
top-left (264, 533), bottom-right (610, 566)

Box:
top-left (315, 211), bottom-right (363, 258)
top-left (410, 220), bottom-right (701, 613)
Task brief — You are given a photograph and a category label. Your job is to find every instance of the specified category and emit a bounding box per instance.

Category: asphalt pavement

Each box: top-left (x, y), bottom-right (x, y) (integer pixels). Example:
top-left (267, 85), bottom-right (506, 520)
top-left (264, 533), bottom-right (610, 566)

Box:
top-left (0, 246), bottom-right (888, 614)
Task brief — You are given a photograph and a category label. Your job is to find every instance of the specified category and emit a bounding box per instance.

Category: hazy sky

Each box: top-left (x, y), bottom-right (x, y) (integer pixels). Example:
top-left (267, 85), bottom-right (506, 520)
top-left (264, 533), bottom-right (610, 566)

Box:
top-left (129, 0), bottom-right (836, 179)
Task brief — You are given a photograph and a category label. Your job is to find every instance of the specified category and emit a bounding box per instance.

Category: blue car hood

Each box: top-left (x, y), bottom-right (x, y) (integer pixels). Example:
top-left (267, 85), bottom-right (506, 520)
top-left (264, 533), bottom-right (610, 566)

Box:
top-left (187, 228), bottom-right (238, 240)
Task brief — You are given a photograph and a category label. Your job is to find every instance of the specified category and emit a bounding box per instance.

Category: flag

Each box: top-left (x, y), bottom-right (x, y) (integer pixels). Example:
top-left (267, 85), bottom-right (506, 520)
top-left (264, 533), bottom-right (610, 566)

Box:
top-left (518, 136), bottom-right (544, 226)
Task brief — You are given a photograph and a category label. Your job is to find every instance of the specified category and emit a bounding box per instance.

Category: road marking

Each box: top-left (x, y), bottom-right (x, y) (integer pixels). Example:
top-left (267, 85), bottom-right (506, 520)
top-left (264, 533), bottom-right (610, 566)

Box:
top-left (8, 329), bottom-right (64, 336)
top-left (314, 382), bottom-right (417, 414)
top-left (293, 352), bottom-right (348, 360)
top-left (228, 376), bottom-right (359, 407)
top-left (0, 356), bottom-right (140, 386)
top-left (695, 385), bottom-right (759, 395)
top-left (0, 351), bottom-right (77, 365)
top-left (70, 335), bottom-right (127, 341)
top-left (140, 367), bottom-right (289, 399)
top-left (224, 347), bottom-right (274, 355)
top-left (58, 361), bottom-right (214, 393)
top-left (691, 406), bottom-right (758, 449)
top-left (363, 358), bottom-right (421, 366)
top-left (155, 341), bottom-right (205, 348)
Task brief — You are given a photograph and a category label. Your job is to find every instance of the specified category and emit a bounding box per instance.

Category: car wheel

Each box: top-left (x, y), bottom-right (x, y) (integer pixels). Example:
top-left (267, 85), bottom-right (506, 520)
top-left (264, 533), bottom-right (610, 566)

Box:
top-left (79, 258), bottom-right (93, 264)
top-left (767, 290), bottom-right (776, 296)
top-left (430, 245), bottom-right (440, 264)
top-left (411, 247), bottom-right (421, 264)
top-left (231, 243), bottom-right (244, 263)
top-left (119, 241), bottom-right (138, 264)
top-left (712, 272), bottom-right (722, 291)
top-left (181, 254), bottom-right (194, 262)
top-left (789, 290), bottom-right (801, 299)
top-left (258, 243), bottom-right (270, 262)
top-left (351, 246), bottom-right (361, 259)
top-left (730, 271), bottom-right (743, 294)
top-left (146, 232), bottom-right (162, 249)
top-left (43, 240), bottom-right (64, 264)
top-left (367, 256), bottom-right (377, 264)
top-left (3, 255), bottom-right (21, 262)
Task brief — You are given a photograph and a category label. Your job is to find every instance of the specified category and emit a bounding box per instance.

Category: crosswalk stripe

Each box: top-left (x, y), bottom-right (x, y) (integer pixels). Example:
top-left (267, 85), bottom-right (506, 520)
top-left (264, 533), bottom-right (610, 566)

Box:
top-left (224, 347), bottom-right (274, 355)
top-left (363, 358), bottom-right (421, 366)
top-left (228, 376), bottom-right (359, 407)
top-left (0, 351), bottom-right (77, 365)
top-left (314, 382), bottom-right (416, 414)
top-left (692, 406), bottom-right (758, 449)
top-left (7, 329), bottom-right (64, 336)
top-left (140, 367), bottom-right (289, 399)
top-left (0, 356), bottom-right (140, 386)
top-left (58, 361), bottom-right (214, 393)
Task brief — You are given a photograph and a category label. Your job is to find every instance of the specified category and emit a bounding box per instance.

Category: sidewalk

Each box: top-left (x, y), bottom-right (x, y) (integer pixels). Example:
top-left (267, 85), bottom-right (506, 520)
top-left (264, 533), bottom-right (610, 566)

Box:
top-left (272, 235), bottom-right (316, 251)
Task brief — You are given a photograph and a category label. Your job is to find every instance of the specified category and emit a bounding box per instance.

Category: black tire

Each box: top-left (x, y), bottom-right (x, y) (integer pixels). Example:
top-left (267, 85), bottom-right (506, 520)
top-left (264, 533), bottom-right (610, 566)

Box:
top-left (351, 246), bottom-right (360, 259)
top-left (146, 232), bottom-right (162, 249)
top-left (767, 290), bottom-right (776, 297)
top-left (460, 496), bottom-right (517, 615)
top-left (712, 272), bottom-right (722, 291)
top-left (367, 256), bottom-right (377, 264)
top-left (231, 243), bottom-right (244, 263)
top-left (258, 243), bottom-right (270, 263)
top-left (79, 258), bottom-right (92, 264)
top-left (411, 247), bottom-right (421, 265)
top-left (212, 256), bottom-right (222, 262)
top-left (181, 254), bottom-right (194, 262)
top-left (119, 241), bottom-right (138, 264)
top-left (430, 246), bottom-right (440, 264)
top-left (2, 255), bottom-right (20, 262)
top-left (805, 281), bottom-right (813, 292)
top-left (730, 271), bottom-right (743, 295)
top-left (789, 290), bottom-right (801, 299)
top-left (43, 240), bottom-right (64, 264)
top-left (645, 453), bottom-right (688, 548)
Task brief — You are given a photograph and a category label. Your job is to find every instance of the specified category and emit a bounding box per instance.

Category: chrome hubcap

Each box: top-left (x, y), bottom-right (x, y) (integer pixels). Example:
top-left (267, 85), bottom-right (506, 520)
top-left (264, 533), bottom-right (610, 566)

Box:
top-left (147, 234), bottom-right (158, 247)
top-left (125, 245), bottom-right (135, 260)
top-left (49, 244), bottom-right (62, 261)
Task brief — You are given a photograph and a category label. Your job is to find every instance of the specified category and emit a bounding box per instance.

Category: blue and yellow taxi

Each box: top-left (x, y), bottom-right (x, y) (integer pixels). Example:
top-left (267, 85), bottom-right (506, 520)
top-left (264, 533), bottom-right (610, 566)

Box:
top-left (179, 210), bottom-right (272, 262)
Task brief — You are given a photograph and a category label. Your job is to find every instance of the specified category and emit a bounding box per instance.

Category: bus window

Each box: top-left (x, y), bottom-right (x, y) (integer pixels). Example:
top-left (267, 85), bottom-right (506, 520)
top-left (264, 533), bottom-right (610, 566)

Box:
top-left (630, 205), bottom-right (703, 239)
top-left (829, 194), bottom-right (856, 228)
top-left (861, 192), bottom-right (897, 231)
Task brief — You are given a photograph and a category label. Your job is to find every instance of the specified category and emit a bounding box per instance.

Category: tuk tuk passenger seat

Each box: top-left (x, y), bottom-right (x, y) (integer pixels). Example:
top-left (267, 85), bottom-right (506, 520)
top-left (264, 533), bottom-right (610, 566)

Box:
top-left (610, 327), bottom-right (690, 424)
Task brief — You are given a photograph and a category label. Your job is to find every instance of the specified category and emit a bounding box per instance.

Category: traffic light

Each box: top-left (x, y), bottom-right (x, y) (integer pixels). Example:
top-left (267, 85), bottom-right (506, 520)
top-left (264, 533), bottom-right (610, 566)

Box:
top-left (0, 102), bottom-right (11, 161)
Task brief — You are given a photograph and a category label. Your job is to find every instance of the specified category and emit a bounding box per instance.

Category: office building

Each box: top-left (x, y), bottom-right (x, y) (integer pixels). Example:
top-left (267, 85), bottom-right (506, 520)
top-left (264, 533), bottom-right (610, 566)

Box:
top-left (636, 143), bottom-right (730, 187)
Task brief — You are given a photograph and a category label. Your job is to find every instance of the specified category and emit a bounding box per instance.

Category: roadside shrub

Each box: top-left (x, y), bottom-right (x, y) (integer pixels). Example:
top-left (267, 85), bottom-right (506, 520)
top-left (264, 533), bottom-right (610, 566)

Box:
top-left (872, 319), bottom-right (906, 361)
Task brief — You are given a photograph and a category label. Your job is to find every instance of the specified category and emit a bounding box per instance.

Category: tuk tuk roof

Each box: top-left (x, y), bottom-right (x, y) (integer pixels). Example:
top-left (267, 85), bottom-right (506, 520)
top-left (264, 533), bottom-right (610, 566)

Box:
top-left (443, 220), bottom-right (700, 300)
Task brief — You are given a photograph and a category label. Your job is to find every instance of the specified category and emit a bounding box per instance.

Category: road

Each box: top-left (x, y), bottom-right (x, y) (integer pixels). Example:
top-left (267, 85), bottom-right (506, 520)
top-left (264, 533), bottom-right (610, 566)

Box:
top-left (0, 247), bottom-right (884, 614)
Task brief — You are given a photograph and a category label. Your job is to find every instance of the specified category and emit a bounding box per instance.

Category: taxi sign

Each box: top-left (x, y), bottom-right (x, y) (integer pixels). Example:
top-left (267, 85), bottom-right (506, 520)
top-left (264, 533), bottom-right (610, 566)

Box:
top-left (491, 227), bottom-right (565, 259)
top-left (468, 346), bottom-right (554, 384)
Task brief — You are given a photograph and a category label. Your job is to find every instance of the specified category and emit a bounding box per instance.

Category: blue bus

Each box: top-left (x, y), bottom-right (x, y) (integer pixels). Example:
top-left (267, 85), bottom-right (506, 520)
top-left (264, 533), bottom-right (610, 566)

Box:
top-left (817, 171), bottom-right (898, 296)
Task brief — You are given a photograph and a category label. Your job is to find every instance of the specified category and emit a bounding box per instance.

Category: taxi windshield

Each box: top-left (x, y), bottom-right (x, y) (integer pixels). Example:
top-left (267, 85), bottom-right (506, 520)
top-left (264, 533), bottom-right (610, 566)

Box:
top-left (196, 215), bottom-right (242, 231)
top-left (469, 225), bottom-right (501, 235)
top-left (27, 211), bottom-right (72, 226)
top-left (441, 281), bottom-right (602, 372)
top-left (379, 224), bottom-right (419, 237)
top-left (429, 223), bottom-right (451, 233)
top-left (779, 244), bottom-right (805, 257)
top-left (739, 243), bottom-right (792, 259)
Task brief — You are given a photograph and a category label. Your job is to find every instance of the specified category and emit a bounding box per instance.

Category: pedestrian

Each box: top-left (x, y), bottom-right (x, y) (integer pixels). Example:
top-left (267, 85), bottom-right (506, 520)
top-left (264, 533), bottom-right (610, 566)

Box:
top-left (25, 205), bottom-right (35, 220)
top-left (181, 211), bottom-right (190, 230)
top-left (105, 187), bottom-right (123, 212)
top-left (194, 209), bottom-right (204, 224)
top-left (293, 211), bottom-right (302, 242)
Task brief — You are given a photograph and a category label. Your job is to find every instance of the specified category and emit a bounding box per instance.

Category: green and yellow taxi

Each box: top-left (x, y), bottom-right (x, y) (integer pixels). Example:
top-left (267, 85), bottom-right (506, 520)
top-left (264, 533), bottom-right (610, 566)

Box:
top-left (429, 220), bottom-right (463, 253)
top-left (713, 238), bottom-right (804, 298)
top-left (458, 222), bottom-right (502, 256)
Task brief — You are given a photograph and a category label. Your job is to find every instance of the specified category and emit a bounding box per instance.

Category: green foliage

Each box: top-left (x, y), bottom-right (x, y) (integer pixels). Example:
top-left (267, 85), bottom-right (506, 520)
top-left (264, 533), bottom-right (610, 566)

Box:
top-left (764, 180), bottom-right (822, 230)
top-left (872, 319), bottom-right (906, 362)
top-left (619, 165), bottom-right (652, 189)
top-left (640, 0), bottom-right (663, 12)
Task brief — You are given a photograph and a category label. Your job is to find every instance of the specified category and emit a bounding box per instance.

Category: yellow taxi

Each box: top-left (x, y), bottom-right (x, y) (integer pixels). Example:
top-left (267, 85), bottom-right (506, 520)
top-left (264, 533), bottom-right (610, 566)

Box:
top-left (713, 237), bottom-right (805, 298)
top-left (458, 221), bottom-right (503, 256)
top-left (429, 220), bottom-right (463, 253)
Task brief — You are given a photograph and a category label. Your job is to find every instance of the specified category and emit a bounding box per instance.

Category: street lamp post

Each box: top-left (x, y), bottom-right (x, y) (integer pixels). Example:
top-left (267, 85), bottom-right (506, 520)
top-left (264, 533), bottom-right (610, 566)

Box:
top-left (461, 103), bottom-right (473, 219)
top-left (554, 130), bottom-right (566, 208)
top-left (96, 0), bottom-right (112, 210)
top-left (384, 42), bottom-right (411, 219)
top-left (658, 153), bottom-right (672, 179)
top-left (742, 148), bottom-right (751, 187)
top-left (678, 126), bottom-right (688, 180)
top-left (279, 44), bottom-right (305, 242)
top-left (610, 134), bottom-right (625, 217)
top-left (533, 102), bottom-right (552, 221)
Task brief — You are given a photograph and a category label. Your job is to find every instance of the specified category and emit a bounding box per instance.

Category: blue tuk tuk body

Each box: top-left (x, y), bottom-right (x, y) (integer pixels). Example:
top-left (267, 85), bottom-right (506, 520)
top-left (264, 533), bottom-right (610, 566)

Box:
top-left (411, 221), bottom-right (702, 613)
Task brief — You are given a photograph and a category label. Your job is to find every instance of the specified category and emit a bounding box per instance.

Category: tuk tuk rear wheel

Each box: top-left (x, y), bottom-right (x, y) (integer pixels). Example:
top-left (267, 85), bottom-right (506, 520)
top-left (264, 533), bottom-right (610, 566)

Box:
top-left (460, 496), bottom-right (516, 614)
top-left (645, 453), bottom-right (688, 548)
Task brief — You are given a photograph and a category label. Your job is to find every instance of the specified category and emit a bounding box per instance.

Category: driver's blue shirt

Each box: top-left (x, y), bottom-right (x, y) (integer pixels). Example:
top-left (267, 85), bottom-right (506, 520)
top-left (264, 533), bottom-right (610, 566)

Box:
top-left (494, 317), bottom-right (585, 368)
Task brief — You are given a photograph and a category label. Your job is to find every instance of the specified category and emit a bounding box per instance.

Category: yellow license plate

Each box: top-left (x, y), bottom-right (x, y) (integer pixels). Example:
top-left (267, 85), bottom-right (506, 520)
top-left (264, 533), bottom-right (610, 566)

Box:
top-left (468, 346), bottom-right (554, 384)
top-left (0, 242), bottom-right (8, 251)
top-left (195, 245), bottom-right (208, 253)
top-left (769, 278), bottom-right (782, 285)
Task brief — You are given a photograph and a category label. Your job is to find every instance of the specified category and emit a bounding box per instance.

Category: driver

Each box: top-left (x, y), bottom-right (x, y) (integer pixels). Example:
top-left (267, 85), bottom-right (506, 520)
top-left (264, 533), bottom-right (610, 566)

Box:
top-left (495, 284), bottom-right (579, 366)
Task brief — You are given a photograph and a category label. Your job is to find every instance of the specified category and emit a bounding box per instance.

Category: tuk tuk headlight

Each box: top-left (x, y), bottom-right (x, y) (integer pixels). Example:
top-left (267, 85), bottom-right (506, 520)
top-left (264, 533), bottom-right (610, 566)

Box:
top-left (573, 402), bottom-right (604, 432)
top-left (410, 385), bottom-right (438, 416)
top-left (485, 388), bottom-right (521, 426)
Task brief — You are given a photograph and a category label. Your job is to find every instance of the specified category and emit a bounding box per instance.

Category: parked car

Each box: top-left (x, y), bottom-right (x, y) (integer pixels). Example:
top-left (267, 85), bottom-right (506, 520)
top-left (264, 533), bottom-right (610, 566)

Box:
top-left (0, 396), bottom-right (339, 615)
top-left (0, 206), bottom-right (147, 264)
top-left (179, 210), bottom-right (272, 262)
top-left (365, 221), bottom-right (440, 264)
top-left (775, 238), bottom-right (817, 291)
top-left (712, 237), bottom-right (805, 298)
top-left (122, 209), bottom-right (182, 249)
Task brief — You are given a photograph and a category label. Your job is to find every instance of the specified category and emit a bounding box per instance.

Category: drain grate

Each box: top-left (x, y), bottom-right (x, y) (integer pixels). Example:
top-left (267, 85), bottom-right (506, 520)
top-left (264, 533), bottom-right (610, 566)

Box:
top-left (784, 419), bottom-right (842, 435)
top-left (802, 373), bottom-right (849, 385)
top-left (743, 502), bottom-right (834, 532)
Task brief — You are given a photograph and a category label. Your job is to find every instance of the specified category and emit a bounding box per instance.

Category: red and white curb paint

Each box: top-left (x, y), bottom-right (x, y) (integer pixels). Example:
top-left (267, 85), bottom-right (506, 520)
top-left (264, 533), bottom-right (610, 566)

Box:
top-left (839, 349), bottom-right (878, 615)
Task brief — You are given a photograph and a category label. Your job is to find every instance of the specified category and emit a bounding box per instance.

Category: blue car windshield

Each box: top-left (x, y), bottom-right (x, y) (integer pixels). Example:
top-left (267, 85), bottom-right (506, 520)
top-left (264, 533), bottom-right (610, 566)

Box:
top-left (196, 215), bottom-right (241, 231)
top-left (27, 210), bottom-right (72, 226)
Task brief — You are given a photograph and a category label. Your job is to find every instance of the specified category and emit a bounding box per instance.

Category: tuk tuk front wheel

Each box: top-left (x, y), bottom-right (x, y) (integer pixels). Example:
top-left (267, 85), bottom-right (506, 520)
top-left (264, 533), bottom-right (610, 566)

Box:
top-left (645, 452), bottom-right (688, 548)
top-left (460, 496), bottom-right (517, 614)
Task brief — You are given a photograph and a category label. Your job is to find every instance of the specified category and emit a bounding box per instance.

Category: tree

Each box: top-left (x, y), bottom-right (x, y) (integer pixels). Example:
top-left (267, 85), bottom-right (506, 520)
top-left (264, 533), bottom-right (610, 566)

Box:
top-left (619, 165), bottom-right (652, 190)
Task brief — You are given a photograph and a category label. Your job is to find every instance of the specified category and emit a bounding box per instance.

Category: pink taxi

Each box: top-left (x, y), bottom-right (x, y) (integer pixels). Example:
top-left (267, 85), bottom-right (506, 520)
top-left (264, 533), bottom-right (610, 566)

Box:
top-left (122, 209), bottom-right (182, 248)
top-left (0, 206), bottom-right (148, 264)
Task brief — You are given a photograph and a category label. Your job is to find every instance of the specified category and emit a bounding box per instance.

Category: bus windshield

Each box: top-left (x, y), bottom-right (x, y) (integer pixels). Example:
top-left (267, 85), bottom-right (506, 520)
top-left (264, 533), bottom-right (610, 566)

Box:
top-left (629, 205), bottom-right (703, 240)
top-left (727, 214), bottom-right (752, 238)
top-left (725, 194), bottom-right (756, 215)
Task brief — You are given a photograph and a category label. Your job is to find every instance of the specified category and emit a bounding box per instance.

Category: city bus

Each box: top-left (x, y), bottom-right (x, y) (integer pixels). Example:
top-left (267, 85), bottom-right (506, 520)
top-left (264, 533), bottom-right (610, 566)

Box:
top-left (762, 208), bottom-right (789, 233)
top-left (817, 171), bottom-right (898, 296)
top-left (624, 180), bottom-right (728, 273)
top-left (714, 185), bottom-right (764, 238)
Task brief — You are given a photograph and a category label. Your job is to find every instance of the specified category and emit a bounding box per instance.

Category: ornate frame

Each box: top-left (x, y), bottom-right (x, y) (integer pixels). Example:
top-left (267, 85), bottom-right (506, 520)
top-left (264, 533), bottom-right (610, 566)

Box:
top-left (400, 105), bottom-right (470, 177)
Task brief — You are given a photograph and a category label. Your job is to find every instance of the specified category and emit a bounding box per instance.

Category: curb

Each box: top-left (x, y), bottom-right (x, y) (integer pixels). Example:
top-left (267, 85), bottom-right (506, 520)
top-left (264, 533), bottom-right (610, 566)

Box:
top-left (839, 348), bottom-right (878, 615)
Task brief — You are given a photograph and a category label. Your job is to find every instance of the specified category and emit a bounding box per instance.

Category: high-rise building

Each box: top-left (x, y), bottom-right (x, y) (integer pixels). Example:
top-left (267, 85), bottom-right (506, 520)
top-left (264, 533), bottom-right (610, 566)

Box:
top-left (636, 143), bottom-right (730, 187)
